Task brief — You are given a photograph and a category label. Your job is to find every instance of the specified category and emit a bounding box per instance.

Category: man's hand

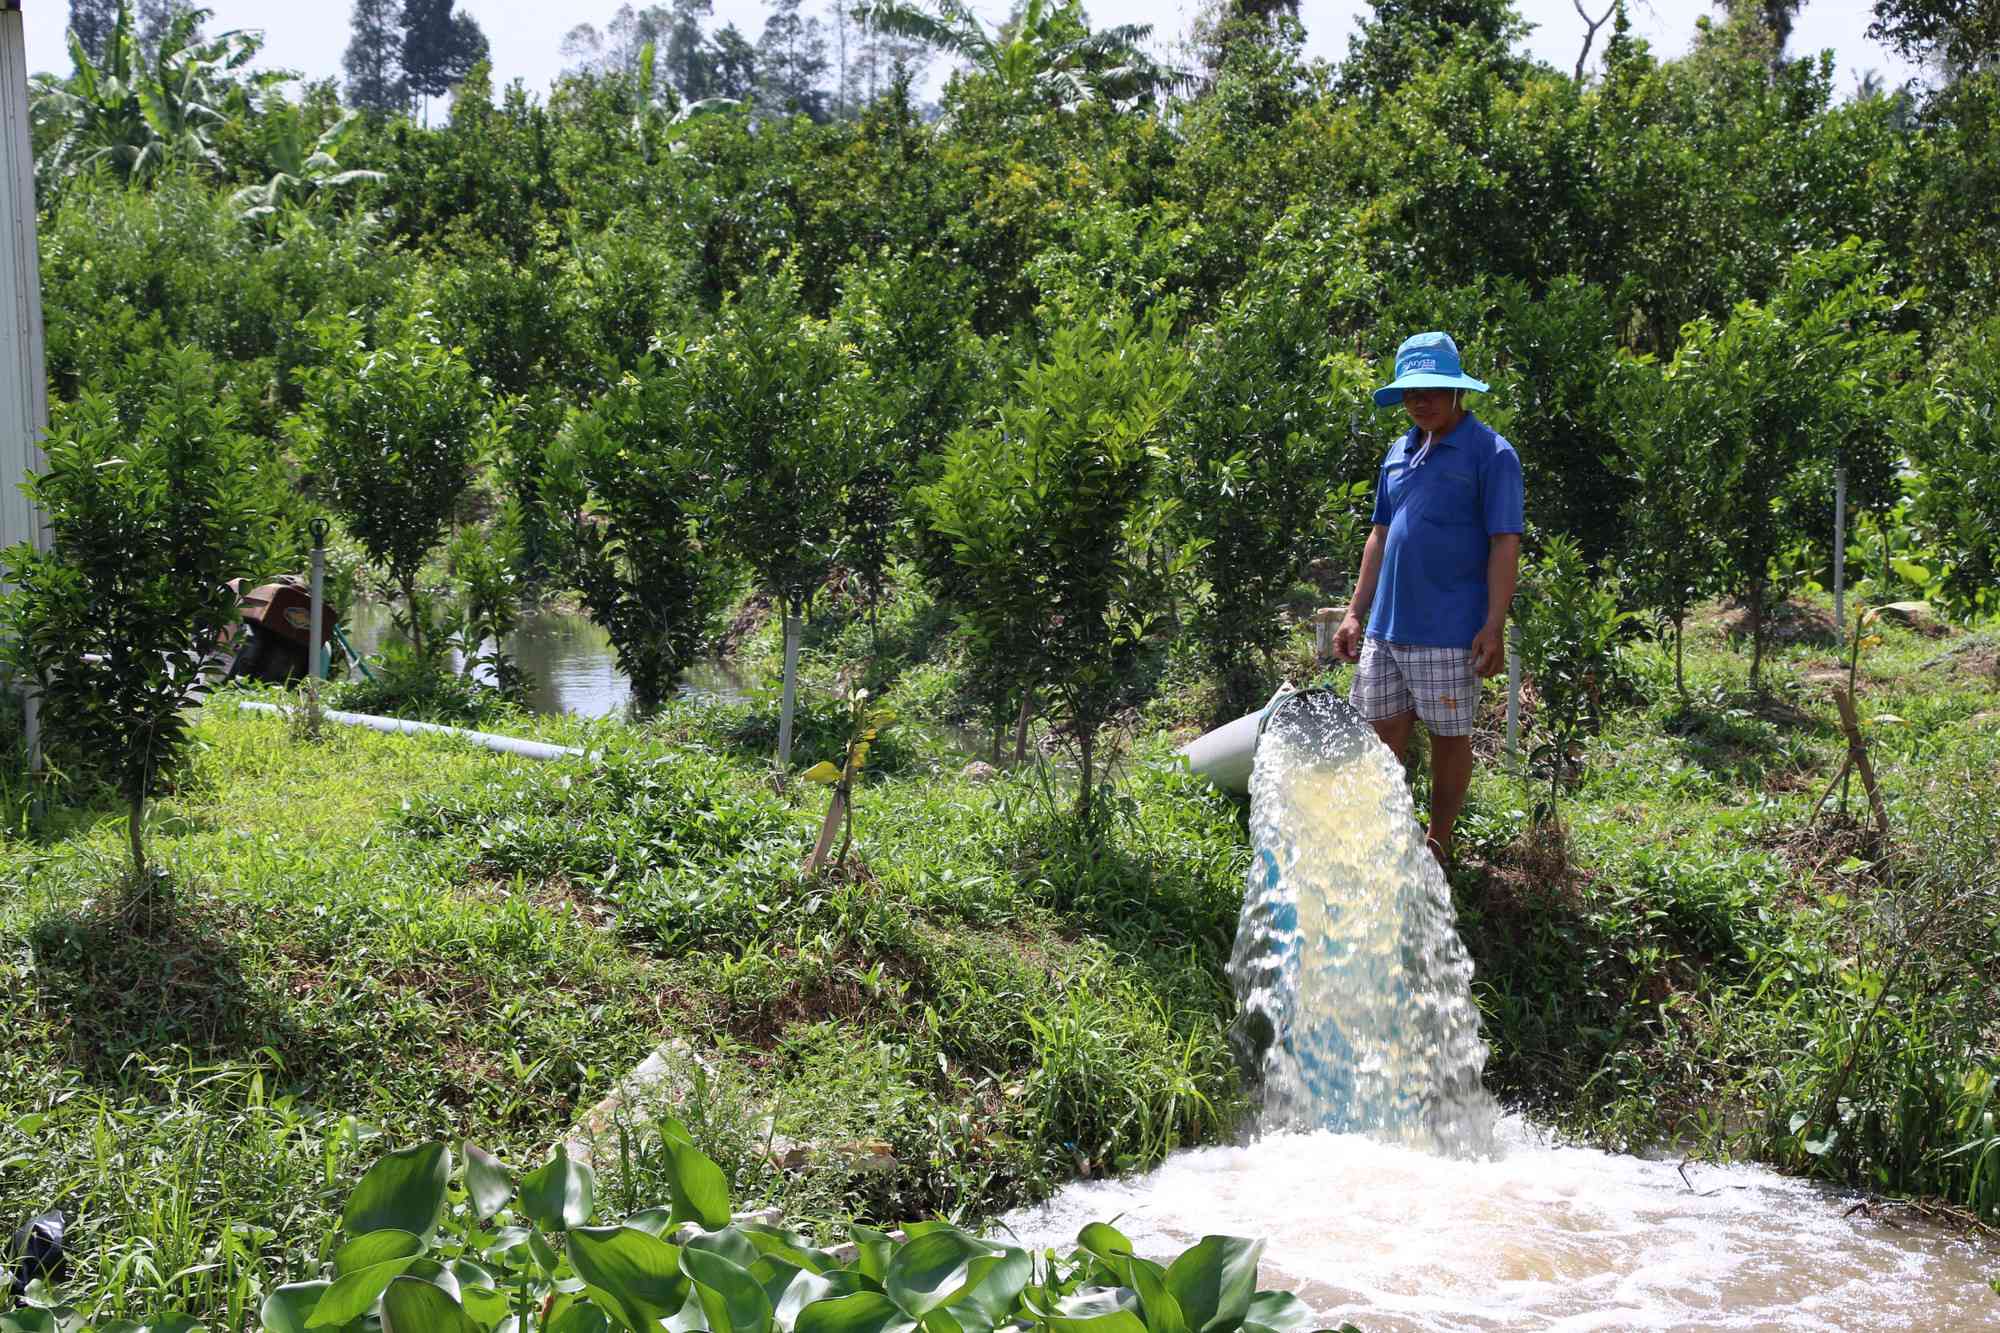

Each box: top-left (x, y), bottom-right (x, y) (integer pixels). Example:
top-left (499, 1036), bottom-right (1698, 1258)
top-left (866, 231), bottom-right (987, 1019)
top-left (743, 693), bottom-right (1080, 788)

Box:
top-left (1470, 622), bottom-right (1506, 678)
top-left (1333, 612), bottom-right (1365, 662)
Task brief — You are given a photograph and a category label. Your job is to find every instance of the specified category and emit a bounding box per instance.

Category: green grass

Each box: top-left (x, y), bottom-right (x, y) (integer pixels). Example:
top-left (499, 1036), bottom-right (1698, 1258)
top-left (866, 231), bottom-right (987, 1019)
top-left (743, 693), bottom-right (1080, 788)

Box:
top-left (0, 684), bottom-right (1247, 1316)
top-left (3, 586), bottom-right (1998, 1320)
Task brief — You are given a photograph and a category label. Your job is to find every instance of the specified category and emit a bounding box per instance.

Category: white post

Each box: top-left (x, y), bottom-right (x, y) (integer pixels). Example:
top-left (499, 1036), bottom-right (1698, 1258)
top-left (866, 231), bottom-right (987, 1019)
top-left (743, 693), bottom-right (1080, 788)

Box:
top-left (1832, 463), bottom-right (1847, 635)
top-left (0, 4), bottom-right (50, 782)
top-left (308, 520), bottom-right (327, 680)
top-left (1506, 622), bottom-right (1521, 763)
top-left (777, 604), bottom-right (800, 768)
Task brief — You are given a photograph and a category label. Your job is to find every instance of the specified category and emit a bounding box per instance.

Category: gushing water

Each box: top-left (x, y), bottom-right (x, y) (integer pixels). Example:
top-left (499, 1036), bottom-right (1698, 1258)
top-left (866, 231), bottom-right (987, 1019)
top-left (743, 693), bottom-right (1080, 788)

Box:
top-left (1227, 690), bottom-right (1495, 1151)
top-left (1002, 690), bottom-right (1997, 1328)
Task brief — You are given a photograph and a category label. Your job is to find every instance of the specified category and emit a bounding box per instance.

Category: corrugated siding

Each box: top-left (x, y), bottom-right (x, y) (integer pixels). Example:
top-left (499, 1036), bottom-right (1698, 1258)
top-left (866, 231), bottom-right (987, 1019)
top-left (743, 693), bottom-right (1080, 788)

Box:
top-left (0, 8), bottom-right (47, 565)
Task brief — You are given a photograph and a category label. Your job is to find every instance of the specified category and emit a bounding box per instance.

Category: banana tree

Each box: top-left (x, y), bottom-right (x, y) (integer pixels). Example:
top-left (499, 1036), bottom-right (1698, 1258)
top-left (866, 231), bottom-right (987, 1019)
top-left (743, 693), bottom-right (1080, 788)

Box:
top-left (34, 0), bottom-right (277, 188)
top-left (229, 107), bottom-right (387, 221)
top-left (852, 0), bottom-right (1189, 109)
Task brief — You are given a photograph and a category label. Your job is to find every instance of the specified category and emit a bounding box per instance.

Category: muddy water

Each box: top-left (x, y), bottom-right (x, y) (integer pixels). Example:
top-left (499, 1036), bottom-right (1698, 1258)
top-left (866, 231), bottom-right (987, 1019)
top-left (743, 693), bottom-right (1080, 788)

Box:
top-left (342, 602), bottom-right (745, 717)
top-left (1000, 1118), bottom-right (1998, 1332)
top-left (1034, 686), bottom-right (2000, 1331)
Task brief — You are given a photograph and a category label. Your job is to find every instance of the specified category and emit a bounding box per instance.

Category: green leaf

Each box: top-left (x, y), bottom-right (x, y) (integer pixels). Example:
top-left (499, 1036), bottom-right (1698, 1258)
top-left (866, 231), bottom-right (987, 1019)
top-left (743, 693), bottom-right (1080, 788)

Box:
top-left (1076, 1224), bottom-right (1135, 1278)
top-left (343, 1144), bottom-right (452, 1239)
top-left (334, 1229), bottom-right (427, 1276)
top-left (885, 1229), bottom-right (1002, 1318)
top-left (626, 1206), bottom-right (677, 1237)
top-left (1124, 1258), bottom-right (1186, 1333)
top-left (258, 1283), bottom-right (331, 1333)
top-left (847, 1227), bottom-right (895, 1284)
top-left (463, 1142), bottom-right (515, 1221)
top-left (1163, 1238), bottom-right (1262, 1333)
top-left (684, 1244), bottom-right (774, 1333)
top-left (775, 1270), bottom-right (871, 1328)
top-left (666, 1141), bottom-right (733, 1230)
top-left (943, 1248), bottom-right (1030, 1332)
top-left (307, 1258), bottom-right (421, 1326)
top-left (568, 1225), bottom-right (692, 1332)
top-left (379, 1276), bottom-right (479, 1333)
top-left (1241, 1292), bottom-right (1313, 1333)
top-left (1042, 1288), bottom-right (1148, 1333)
top-left (794, 1292), bottom-right (918, 1333)
top-left (546, 1304), bottom-right (612, 1333)
top-left (521, 1144), bottom-right (597, 1232)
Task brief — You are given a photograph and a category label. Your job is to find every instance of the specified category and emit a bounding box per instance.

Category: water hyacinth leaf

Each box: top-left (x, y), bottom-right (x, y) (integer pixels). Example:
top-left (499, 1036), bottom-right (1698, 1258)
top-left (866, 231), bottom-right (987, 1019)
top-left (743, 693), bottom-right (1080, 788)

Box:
top-left (885, 1230), bottom-right (1004, 1318)
top-left (1164, 1238), bottom-right (1263, 1333)
top-left (1042, 1287), bottom-right (1147, 1333)
top-left (1076, 1224), bottom-right (1136, 1277)
top-left (657, 1114), bottom-right (697, 1150)
top-left (776, 1269), bottom-right (871, 1327)
top-left (464, 1143), bottom-right (515, 1221)
top-left (458, 1284), bottom-right (511, 1325)
top-left (259, 1282), bottom-right (331, 1333)
top-left (530, 1228), bottom-right (565, 1277)
top-left (1241, 1292), bottom-right (1312, 1333)
top-left (1121, 1258), bottom-right (1184, 1333)
top-left (685, 1226), bottom-right (763, 1271)
top-left (546, 1305), bottom-right (611, 1333)
top-left (379, 1276), bottom-right (479, 1333)
top-left (846, 1226), bottom-right (895, 1284)
top-left (793, 1292), bottom-right (918, 1333)
top-left (307, 1257), bottom-right (422, 1325)
top-left (521, 1145), bottom-right (597, 1232)
top-left (626, 1207), bottom-right (677, 1237)
top-left (942, 1248), bottom-right (1030, 1330)
top-left (740, 1221), bottom-right (836, 1275)
top-left (567, 1225), bottom-right (692, 1330)
top-left (343, 1145), bottom-right (452, 1239)
top-left (335, 1229), bottom-right (427, 1276)
top-left (667, 1142), bottom-right (732, 1230)
top-left (683, 1245), bottom-right (775, 1333)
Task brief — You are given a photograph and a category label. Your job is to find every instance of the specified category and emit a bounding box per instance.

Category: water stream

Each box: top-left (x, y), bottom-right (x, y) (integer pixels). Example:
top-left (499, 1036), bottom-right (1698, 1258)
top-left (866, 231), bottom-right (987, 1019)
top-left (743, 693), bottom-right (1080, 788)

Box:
top-left (1005, 688), bottom-right (1997, 1330)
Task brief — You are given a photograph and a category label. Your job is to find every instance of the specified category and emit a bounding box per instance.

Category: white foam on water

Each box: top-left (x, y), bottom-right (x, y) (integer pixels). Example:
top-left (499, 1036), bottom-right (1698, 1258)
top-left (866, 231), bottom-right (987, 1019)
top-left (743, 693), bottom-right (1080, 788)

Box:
top-left (999, 1117), bottom-right (2000, 1332)
top-left (1096, 689), bottom-right (2000, 1329)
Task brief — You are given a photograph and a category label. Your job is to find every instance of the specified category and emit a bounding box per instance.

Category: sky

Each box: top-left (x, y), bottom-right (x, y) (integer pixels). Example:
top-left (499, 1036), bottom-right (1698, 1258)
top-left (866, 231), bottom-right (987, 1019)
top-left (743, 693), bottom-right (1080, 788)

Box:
top-left (21, 1), bottom-right (1925, 98)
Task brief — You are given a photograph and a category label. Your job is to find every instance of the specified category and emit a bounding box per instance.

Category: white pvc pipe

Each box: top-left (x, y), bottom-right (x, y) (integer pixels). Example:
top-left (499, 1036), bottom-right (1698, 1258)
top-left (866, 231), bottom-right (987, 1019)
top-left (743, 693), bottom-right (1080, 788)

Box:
top-left (1178, 683), bottom-right (1297, 796)
top-left (237, 700), bottom-right (587, 762)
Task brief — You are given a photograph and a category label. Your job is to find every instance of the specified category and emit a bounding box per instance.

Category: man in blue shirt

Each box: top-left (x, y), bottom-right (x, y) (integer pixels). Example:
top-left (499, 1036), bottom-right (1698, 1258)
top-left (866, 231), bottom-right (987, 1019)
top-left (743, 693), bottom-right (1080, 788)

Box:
top-left (1332, 332), bottom-right (1524, 868)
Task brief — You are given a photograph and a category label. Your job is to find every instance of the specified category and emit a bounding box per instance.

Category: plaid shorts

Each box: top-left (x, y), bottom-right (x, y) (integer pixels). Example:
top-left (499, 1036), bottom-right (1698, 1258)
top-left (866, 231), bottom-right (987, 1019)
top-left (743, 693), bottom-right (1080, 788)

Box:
top-left (1348, 636), bottom-right (1479, 737)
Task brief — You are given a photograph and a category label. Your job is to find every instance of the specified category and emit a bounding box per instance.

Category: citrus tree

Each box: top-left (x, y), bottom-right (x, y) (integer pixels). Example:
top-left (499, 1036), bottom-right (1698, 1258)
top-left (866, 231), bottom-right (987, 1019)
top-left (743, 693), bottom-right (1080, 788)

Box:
top-left (1168, 220), bottom-right (1378, 717)
top-left (1, 346), bottom-right (263, 886)
top-left (544, 360), bottom-right (731, 712)
top-left (290, 308), bottom-right (507, 662)
top-left (677, 267), bottom-right (872, 766)
top-left (921, 307), bottom-right (1190, 822)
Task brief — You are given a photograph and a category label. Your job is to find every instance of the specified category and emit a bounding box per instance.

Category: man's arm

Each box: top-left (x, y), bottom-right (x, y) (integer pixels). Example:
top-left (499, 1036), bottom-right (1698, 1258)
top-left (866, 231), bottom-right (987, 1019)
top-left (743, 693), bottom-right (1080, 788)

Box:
top-left (1469, 533), bottom-right (1521, 677)
top-left (1333, 524), bottom-right (1389, 661)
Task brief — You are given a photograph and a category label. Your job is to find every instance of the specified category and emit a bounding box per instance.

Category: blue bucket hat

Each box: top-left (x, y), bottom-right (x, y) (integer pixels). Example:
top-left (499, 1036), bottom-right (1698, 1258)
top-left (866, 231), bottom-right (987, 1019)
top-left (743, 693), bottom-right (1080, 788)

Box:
top-left (1372, 331), bottom-right (1490, 407)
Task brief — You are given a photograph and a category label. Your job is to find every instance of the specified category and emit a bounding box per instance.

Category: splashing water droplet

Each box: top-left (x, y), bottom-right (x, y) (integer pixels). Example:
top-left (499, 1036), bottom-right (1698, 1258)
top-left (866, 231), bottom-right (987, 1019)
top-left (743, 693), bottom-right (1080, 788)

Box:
top-left (1227, 690), bottom-right (1497, 1153)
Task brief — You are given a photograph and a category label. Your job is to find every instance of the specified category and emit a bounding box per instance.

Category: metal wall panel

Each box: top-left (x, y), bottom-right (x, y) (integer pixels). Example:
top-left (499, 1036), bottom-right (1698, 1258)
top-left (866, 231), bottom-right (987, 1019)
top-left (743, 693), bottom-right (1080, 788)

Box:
top-left (0, 3), bottom-right (48, 565)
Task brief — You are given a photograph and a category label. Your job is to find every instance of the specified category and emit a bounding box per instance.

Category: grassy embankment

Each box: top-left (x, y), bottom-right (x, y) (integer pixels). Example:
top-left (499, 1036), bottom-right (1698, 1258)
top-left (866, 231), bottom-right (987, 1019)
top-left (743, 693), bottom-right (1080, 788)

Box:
top-left (2, 581), bottom-right (1996, 1318)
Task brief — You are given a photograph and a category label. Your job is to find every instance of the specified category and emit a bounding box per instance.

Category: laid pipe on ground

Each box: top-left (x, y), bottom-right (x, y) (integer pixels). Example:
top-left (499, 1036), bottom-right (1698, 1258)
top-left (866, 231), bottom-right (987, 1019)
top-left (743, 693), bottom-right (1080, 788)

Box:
top-left (236, 700), bottom-right (588, 763)
top-left (1178, 683), bottom-right (1298, 797)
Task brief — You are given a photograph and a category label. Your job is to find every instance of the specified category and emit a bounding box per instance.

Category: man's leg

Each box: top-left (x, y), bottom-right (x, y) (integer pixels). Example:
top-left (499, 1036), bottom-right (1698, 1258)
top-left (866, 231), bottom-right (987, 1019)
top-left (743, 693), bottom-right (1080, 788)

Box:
top-left (1370, 709), bottom-right (1416, 764)
top-left (1429, 733), bottom-right (1473, 861)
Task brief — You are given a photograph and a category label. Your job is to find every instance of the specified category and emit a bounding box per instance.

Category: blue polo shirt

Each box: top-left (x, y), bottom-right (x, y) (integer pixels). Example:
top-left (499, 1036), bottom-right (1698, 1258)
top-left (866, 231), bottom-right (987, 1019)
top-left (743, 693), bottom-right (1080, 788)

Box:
top-left (1365, 414), bottom-right (1524, 649)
